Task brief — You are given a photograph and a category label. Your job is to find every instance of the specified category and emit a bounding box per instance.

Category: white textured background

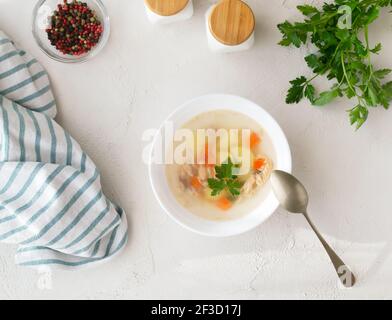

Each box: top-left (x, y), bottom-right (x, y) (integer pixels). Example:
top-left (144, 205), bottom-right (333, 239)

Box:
top-left (1, 0), bottom-right (392, 300)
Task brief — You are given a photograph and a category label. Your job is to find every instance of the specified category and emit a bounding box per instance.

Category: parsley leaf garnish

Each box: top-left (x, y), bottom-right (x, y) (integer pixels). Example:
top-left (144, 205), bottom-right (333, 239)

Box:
top-left (208, 158), bottom-right (242, 197)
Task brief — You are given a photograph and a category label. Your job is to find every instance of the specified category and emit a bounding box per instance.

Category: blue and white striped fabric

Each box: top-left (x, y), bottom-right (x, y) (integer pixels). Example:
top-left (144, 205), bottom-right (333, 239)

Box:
top-left (0, 31), bottom-right (128, 269)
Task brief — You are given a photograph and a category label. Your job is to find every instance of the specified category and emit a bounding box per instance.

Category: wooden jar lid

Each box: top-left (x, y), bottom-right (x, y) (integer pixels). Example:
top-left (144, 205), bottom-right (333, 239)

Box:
top-left (145, 0), bottom-right (189, 16)
top-left (208, 0), bottom-right (255, 46)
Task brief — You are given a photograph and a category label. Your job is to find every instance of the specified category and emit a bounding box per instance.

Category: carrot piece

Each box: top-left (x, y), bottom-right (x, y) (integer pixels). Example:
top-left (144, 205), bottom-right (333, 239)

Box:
top-left (253, 158), bottom-right (266, 170)
top-left (249, 132), bottom-right (261, 149)
top-left (216, 197), bottom-right (232, 211)
top-left (190, 176), bottom-right (202, 190)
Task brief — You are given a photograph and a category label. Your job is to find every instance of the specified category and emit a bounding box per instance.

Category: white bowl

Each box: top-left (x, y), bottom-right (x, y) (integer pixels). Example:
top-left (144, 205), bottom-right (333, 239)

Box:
top-left (148, 94), bottom-right (292, 237)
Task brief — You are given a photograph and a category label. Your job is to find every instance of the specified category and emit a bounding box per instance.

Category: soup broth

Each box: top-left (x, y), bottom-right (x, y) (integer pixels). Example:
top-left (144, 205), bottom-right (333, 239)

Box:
top-left (166, 110), bottom-right (276, 221)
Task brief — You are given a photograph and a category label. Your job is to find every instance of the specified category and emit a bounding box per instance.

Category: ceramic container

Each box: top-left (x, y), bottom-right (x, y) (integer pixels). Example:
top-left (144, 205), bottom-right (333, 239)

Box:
top-left (144, 0), bottom-right (194, 24)
top-left (206, 0), bottom-right (255, 53)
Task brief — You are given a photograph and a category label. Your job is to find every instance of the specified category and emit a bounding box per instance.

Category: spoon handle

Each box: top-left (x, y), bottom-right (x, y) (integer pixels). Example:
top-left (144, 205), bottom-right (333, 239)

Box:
top-left (303, 211), bottom-right (356, 287)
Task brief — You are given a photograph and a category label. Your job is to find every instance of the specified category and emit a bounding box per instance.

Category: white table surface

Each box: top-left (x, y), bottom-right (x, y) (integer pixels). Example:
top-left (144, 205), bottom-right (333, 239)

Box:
top-left (1, 0), bottom-right (392, 300)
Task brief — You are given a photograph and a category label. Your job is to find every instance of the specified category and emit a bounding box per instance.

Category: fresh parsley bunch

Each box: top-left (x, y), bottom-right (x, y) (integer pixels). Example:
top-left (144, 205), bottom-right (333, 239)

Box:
top-left (278, 0), bottom-right (392, 129)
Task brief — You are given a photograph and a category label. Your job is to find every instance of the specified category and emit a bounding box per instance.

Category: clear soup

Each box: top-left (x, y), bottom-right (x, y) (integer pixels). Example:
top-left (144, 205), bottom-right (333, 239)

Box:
top-left (166, 110), bottom-right (276, 221)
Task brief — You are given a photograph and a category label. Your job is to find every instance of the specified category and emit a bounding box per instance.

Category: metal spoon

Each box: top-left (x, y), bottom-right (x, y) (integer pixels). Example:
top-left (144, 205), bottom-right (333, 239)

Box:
top-left (271, 170), bottom-right (356, 287)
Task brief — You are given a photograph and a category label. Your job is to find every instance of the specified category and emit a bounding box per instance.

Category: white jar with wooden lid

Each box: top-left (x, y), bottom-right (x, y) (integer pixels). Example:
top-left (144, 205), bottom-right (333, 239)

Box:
top-left (144, 0), bottom-right (194, 24)
top-left (206, 0), bottom-right (255, 53)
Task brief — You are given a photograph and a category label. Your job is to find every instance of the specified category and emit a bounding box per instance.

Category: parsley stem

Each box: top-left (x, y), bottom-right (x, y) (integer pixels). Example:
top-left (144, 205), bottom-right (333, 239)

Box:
top-left (305, 74), bottom-right (319, 86)
top-left (341, 52), bottom-right (365, 107)
top-left (363, 25), bottom-right (375, 92)
top-left (341, 52), bottom-right (356, 95)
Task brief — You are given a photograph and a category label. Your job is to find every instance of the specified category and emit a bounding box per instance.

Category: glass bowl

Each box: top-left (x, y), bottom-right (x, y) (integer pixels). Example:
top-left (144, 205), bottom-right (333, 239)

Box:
top-left (32, 0), bottom-right (110, 63)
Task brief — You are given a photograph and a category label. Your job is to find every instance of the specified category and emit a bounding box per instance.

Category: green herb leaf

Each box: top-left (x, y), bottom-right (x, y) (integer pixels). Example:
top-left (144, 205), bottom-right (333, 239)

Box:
top-left (226, 180), bottom-right (242, 197)
top-left (304, 84), bottom-right (316, 103)
top-left (313, 89), bottom-right (339, 106)
top-left (305, 54), bottom-right (324, 73)
top-left (374, 69), bottom-right (392, 79)
top-left (215, 158), bottom-right (236, 180)
top-left (286, 76), bottom-right (307, 104)
top-left (365, 6), bottom-right (380, 24)
top-left (207, 179), bottom-right (226, 196)
top-left (370, 43), bottom-right (382, 54)
top-left (349, 105), bottom-right (369, 130)
top-left (277, 21), bottom-right (309, 48)
top-left (297, 5), bottom-right (319, 16)
top-left (382, 81), bottom-right (392, 102)
top-left (208, 158), bottom-right (243, 197)
top-left (367, 84), bottom-right (379, 106)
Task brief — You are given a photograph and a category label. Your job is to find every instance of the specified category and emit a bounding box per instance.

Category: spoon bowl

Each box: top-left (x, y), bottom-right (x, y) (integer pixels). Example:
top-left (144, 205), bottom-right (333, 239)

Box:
top-left (271, 170), bottom-right (308, 214)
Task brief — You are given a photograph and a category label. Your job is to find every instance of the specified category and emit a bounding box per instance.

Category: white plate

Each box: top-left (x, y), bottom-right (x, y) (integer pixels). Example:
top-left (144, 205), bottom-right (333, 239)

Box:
top-left (148, 94), bottom-right (292, 237)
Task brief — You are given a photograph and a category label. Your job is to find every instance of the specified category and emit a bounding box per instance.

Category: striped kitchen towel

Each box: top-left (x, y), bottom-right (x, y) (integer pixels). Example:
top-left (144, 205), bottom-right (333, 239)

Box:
top-left (0, 31), bottom-right (128, 269)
